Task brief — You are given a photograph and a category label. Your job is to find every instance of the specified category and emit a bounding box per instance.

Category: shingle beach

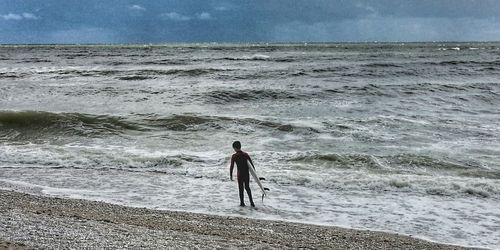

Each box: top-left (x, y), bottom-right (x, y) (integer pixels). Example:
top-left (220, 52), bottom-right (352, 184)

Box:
top-left (0, 190), bottom-right (475, 249)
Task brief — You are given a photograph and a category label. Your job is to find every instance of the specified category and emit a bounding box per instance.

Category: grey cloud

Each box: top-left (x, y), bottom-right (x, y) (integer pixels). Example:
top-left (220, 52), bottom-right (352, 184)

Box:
top-left (1, 13), bottom-right (23, 20)
top-left (355, 3), bottom-right (378, 17)
top-left (22, 13), bottom-right (38, 19)
top-left (212, 2), bottom-right (238, 12)
top-left (1, 12), bottom-right (38, 21)
top-left (129, 5), bottom-right (146, 11)
top-left (196, 12), bottom-right (212, 20)
top-left (214, 6), bottom-right (229, 11)
top-left (160, 12), bottom-right (192, 21)
top-left (160, 11), bottom-right (213, 21)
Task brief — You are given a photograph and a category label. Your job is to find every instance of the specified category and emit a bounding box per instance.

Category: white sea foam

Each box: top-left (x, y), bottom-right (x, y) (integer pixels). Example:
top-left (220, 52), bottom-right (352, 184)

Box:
top-left (225, 54), bottom-right (270, 60)
top-left (1, 167), bottom-right (499, 249)
top-left (245, 54), bottom-right (270, 60)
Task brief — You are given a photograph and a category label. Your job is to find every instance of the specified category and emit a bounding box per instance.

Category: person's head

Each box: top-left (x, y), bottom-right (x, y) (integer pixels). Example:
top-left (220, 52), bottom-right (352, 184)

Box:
top-left (232, 141), bottom-right (241, 151)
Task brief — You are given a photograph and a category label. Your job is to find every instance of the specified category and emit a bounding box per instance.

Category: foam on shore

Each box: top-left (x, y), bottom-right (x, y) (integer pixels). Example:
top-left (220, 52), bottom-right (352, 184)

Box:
top-left (0, 190), bottom-right (474, 250)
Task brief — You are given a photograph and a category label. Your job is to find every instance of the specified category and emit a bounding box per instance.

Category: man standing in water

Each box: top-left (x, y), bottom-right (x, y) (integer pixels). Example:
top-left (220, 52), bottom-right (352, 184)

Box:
top-left (230, 141), bottom-right (255, 207)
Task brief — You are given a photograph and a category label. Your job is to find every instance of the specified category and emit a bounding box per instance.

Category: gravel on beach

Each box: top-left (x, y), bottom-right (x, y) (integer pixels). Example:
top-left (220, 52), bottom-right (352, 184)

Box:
top-left (0, 190), bottom-right (473, 249)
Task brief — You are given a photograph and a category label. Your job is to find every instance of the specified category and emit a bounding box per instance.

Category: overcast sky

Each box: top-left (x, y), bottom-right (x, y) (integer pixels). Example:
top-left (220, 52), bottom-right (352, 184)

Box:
top-left (1, 0), bottom-right (500, 44)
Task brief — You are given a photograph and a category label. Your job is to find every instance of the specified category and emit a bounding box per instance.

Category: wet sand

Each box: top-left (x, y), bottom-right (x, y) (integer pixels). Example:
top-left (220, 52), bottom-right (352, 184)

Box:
top-left (0, 190), bottom-right (474, 249)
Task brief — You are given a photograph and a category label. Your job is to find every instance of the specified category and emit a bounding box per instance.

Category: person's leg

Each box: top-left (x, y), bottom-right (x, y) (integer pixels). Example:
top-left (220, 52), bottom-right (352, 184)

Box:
top-left (238, 178), bottom-right (245, 206)
top-left (244, 177), bottom-right (255, 207)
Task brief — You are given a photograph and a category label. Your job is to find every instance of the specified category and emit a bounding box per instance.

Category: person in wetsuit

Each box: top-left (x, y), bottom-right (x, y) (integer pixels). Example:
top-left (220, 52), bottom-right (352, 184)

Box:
top-left (229, 141), bottom-right (255, 207)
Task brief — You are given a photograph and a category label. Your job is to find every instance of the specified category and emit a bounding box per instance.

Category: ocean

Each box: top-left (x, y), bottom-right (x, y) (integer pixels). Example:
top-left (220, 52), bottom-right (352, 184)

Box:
top-left (0, 43), bottom-right (499, 248)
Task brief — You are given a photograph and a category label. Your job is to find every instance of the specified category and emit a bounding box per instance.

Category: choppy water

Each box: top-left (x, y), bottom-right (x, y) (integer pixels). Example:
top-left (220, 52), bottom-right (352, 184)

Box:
top-left (1, 43), bottom-right (499, 248)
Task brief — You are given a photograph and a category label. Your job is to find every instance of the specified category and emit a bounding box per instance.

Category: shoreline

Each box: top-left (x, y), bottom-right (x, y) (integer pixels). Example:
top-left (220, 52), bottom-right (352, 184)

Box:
top-left (0, 190), bottom-right (476, 249)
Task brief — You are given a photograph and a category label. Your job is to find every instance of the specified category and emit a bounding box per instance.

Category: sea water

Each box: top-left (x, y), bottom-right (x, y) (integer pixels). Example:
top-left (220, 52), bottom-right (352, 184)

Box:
top-left (0, 43), bottom-right (499, 248)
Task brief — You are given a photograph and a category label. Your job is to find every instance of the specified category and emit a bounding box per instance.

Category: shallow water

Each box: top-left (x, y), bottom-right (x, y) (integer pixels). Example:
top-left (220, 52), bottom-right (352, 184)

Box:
top-left (1, 43), bottom-right (499, 248)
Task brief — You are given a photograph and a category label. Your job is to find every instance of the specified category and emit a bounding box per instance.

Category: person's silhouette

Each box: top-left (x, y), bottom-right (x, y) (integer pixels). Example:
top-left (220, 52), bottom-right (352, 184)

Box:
top-left (229, 141), bottom-right (255, 207)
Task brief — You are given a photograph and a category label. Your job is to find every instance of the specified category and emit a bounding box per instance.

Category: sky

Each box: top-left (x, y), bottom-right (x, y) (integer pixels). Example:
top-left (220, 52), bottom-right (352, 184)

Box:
top-left (1, 0), bottom-right (500, 44)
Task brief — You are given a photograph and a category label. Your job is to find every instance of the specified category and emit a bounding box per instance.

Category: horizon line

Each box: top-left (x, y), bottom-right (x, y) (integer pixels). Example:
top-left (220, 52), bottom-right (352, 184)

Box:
top-left (1, 41), bottom-right (500, 46)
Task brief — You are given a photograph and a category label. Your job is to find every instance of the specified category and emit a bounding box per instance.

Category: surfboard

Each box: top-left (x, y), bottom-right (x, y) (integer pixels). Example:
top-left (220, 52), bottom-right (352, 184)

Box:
top-left (247, 160), bottom-right (268, 201)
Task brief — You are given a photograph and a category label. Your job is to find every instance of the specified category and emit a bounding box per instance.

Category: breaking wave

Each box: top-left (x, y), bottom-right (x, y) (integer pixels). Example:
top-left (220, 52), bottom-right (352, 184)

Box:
top-left (0, 111), bottom-right (142, 141)
top-left (222, 54), bottom-right (270, 61)
top-left (0, 111), bottom-right (306, 142)
top-left (287, 152), bottom-right (500, 180)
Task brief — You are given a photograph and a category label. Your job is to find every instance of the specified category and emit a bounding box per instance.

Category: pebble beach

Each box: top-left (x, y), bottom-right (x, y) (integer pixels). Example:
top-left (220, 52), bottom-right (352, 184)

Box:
top-left (0, 190), bottom-right (475, 250)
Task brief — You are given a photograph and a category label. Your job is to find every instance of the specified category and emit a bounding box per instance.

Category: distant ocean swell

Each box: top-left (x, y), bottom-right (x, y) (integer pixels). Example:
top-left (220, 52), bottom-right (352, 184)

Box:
top-left (2, 57), bottom-right (500, 81)
top-left (2, 81), bottom-right (496, 105)
top-left (0, 68), bottom-right (231, 79)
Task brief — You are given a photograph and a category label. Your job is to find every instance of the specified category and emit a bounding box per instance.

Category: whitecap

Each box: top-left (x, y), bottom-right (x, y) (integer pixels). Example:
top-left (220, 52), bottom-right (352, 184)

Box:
top-left (245, 54), bottom-right (270, 60)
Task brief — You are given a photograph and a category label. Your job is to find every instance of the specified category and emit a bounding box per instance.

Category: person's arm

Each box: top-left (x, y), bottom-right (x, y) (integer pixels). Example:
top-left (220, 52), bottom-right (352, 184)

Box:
top-left (247, 154), bottom-right (255, 170)
top-left (229, 155), bottom-right (235, 181)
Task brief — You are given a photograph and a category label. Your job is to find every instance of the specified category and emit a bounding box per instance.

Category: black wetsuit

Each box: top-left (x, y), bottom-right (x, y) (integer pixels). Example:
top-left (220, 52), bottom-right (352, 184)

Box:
top-left (230, 150), bottom-right (255, 206)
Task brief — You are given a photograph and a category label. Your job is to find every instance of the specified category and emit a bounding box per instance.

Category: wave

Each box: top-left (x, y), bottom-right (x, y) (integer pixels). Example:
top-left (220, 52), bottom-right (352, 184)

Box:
top-left (284, 173), bottom-right (500, 198)
top-left (89, 68), bottom-right (228, 78)
top-left (288, 153), bottom-right (392, 171)
top-left (222, 54), bottom-right (270, 61)
top-left (324, 82), bottom-right (500, 100)
top-left (287, 152), bottom-right (499, 178)
top-left (426, 60), bottom-right (500, 67)
top-left (138, 59), bottom-right (191, 65)
top-left (0, 111), bottom-right (307, 142)
top-left (7, 60), bottom-right (498, 81)
top-left (2, 68), bottom-right (231, 80)
top-left (117, 75), bottom-right (155, 81)
top-left (201, 89), bottom-right (302, 103)
top-left (0, 72), bottom-right (22, 78)
top-left (2, 145), bottom-right (498, 198)
top-left (281, 152), bottom-right (500, 198)
top-left (141, 114), bottom-right (218, 131)
top-left (304, 60), bottom-right (500, 78)
top-left (219, 54), bottom-right (298, 62)
top-left (21, 58), bottom-right (52, 63)
top-left (140, 114), bottom-right (302, 132)
top-left (362, 62), bottom-right (403, 68)
top-left (197, 82), bottom-right (500, 105)
top-left (311, 66), bottom-right (351, 73)
top-left (0, 111), bottom-right (142, 141)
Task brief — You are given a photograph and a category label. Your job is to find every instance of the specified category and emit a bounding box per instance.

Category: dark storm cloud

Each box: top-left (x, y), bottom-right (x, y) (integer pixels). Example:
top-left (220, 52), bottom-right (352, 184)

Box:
top-left (0, 0), bottom-right (499, 43)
